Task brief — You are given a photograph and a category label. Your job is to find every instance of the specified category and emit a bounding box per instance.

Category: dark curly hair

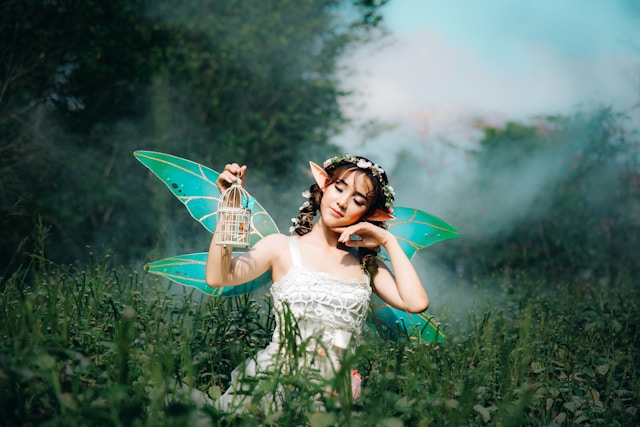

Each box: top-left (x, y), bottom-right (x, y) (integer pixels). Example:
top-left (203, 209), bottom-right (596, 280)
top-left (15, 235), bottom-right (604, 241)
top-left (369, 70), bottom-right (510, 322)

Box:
top-left (291, 155), bottom-right (395, 278)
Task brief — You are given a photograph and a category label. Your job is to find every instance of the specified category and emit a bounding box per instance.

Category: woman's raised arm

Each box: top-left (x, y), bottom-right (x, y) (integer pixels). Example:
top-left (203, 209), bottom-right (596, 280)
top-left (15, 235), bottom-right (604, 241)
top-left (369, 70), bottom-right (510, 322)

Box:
top-left (206, 162), bottom-right (275, 287)
top-left (336, 222), bottom-right (429, 313)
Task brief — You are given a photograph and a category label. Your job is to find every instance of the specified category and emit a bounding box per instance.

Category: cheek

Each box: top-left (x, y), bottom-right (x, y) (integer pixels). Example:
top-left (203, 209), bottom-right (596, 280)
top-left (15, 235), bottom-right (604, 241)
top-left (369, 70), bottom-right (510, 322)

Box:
top-left (347, 203), bottom-right (368, 219)
top-left (322, 186), bottom-right (338, 202)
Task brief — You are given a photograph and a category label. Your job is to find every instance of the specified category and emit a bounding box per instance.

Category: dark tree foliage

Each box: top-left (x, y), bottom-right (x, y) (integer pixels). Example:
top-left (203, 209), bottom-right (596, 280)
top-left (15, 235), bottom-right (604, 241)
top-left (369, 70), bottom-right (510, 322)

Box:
top-left (1, 0), bottom-right (170, 273)
top-left (0, 0), bottom-right (388, 273)
top-left (442, 108), bottom-right (640, 284)
top-left (1, 0), bottom-right (167, 134)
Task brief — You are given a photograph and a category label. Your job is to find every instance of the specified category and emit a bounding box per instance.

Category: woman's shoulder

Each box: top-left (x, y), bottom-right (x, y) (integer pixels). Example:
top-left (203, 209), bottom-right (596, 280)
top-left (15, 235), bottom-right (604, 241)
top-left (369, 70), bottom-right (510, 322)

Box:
top-left (254, 232), bottom-right (290, 249)
top-left (255, 233), bottom-right (293, 278)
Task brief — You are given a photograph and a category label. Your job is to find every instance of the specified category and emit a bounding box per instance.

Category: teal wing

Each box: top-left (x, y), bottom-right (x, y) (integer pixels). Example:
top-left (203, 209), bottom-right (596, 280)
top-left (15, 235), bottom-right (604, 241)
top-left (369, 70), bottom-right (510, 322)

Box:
top-left (134, 150), bottom-right (278, 244)
top-left (382, 207), bottom-right (460, 260)
top-left (145, 252), bottom-right (271, 297)
top-left (368, 294), bottom-right (446, 342)
top-left (368, 207), bottom-right (459, 342)
top-left (134, 150), bottom-right (278, 295)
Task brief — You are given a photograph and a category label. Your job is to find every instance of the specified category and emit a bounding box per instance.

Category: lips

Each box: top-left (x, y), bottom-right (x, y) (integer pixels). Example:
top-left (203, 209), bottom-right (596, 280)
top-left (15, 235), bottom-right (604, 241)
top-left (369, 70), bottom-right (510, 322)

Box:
top-left (329, 207), bottom-right (343, 218)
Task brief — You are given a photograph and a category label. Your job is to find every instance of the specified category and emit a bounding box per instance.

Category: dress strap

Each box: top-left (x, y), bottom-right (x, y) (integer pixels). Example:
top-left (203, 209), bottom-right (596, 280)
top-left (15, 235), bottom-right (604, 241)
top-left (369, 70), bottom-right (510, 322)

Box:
top-left (363, 270), bottom-right (371, 286)
top-left (288, 236), bottom-right (304, 268)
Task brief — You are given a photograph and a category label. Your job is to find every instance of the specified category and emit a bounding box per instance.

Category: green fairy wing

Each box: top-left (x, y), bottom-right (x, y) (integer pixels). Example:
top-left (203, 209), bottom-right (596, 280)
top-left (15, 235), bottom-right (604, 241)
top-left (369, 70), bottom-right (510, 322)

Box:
top-left (145, 252), bottom-right (272, 297)
top-left (134, 150), bottom-right (277, 242)
top-left (381, 207), bottom-right (460, 261)
top-left (134, 150), bottom-right (279, 295)
top-left (368, 294), bottom-right (447, 342)
top-left (368, 207), bottom-right (460, 342)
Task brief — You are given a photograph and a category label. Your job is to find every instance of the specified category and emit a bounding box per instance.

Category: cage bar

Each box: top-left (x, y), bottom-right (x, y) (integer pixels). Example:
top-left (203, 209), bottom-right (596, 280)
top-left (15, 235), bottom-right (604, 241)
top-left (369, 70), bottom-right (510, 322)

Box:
top-left (215, 176), bottom-right (251, 248)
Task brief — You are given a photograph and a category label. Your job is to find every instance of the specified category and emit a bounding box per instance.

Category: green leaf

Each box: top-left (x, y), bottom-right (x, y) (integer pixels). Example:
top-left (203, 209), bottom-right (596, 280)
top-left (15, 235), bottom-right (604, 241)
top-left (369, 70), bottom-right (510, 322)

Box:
top-left (473, 404), bottom-right (491, 422)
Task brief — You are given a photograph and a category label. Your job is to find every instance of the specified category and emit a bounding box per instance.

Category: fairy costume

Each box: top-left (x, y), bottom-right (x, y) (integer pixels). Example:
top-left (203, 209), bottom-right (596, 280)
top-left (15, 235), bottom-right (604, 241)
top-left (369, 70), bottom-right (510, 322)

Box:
top-left (133, 150), bottom-right (458, 409)
top-left (216, 236), bottom-right (371, 411)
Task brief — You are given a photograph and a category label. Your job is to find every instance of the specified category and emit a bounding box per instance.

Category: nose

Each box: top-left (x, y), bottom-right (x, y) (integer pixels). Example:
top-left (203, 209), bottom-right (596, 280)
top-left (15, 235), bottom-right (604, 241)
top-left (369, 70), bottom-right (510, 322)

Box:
top-left (336, 196), bottom-right (348, 210)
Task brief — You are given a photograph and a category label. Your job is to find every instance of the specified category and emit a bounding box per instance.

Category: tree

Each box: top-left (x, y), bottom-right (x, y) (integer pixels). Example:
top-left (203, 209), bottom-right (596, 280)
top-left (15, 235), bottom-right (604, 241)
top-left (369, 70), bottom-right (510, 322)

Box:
top-left (445, 109), bottom-right (640, 283)
top-left (0, 0), bottom-right (389, 271)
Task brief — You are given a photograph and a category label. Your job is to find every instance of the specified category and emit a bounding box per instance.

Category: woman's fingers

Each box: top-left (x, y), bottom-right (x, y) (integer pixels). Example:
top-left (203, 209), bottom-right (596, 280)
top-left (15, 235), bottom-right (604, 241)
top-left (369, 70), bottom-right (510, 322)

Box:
top-left (217, 163), bottom-right (247, 190)
top-left (332, 226), bottom-right (355, 243)
top-left (334, 224), bottom-right (381, 247)
top-left (226, 163), bottom-right (246, 177)
top-left (335, 222), bottom-right (392, 248)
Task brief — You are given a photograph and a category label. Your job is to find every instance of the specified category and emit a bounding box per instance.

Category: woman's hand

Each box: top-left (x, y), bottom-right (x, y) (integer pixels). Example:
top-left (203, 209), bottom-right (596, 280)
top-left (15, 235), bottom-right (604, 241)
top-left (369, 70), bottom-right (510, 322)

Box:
top-left (333, 222), bottom-right (392, 248)
top-left (216, 163), bottom-right (247, 192)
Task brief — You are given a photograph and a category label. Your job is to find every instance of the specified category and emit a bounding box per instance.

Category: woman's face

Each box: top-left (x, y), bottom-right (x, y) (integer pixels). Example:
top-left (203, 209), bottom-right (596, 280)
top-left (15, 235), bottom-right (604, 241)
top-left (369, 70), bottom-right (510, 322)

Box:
top-left (320, 170), bottom-right (374, 227)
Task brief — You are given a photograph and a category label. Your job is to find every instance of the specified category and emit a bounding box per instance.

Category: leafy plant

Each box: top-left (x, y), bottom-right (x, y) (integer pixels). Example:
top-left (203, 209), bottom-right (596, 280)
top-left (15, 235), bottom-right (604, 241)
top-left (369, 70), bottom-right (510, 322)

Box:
top-left (1, 253), bottom-right (638, 426)
top-left (445, 109), bottom-right (640, 284)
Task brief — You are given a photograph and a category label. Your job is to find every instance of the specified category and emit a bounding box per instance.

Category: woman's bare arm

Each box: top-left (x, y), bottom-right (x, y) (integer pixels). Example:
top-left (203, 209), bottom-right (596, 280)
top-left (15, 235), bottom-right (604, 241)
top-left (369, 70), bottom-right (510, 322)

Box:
top-left (335, 222), bottom-right (429, 313)
top-left (205, 161), bottom-right (276, 287)
top-left (205, 233), bottom-right (278, 288)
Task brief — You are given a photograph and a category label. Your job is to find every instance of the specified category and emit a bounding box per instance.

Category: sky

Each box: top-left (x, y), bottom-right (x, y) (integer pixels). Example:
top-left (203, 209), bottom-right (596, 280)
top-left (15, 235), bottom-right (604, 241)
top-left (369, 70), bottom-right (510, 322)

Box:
top-left (337, 0), bottom-right (640, 156)
top-left (333, 1), bottom-right (640, 300)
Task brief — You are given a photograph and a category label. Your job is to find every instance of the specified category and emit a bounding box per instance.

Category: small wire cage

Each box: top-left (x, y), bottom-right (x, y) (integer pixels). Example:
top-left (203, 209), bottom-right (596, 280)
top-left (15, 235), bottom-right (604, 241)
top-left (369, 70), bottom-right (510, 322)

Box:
top-left (215, 175), bottom-right (252, 248)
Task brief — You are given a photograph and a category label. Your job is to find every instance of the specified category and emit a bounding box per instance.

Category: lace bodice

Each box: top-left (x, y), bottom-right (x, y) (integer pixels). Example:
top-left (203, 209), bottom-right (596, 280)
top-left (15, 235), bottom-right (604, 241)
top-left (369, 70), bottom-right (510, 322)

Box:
top-left (216, 236), bottom-right (371, 412)
top-left (269, 237), bottom-right (372, 352)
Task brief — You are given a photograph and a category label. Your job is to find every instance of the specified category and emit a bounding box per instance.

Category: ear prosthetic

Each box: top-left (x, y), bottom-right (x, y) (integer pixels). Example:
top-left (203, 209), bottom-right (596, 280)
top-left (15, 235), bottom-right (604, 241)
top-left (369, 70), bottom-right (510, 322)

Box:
top-left (308, 161), bottom-right (395, 221)
top-left (309, 161), bottom-right (330, 188)
top-left (366, 209), bottom-right (395, 222)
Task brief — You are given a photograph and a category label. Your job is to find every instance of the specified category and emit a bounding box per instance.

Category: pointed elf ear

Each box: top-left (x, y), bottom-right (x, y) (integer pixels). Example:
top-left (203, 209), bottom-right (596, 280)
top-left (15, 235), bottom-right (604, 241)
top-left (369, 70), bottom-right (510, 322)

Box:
top-left (366, 209), bottom-right (396, 222)
top-left (309, 161), bottom-right (330, 188)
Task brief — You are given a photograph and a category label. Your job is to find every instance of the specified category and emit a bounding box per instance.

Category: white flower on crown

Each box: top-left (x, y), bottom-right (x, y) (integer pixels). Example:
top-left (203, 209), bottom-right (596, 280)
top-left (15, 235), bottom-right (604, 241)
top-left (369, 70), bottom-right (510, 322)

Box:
top-left (371, 164), bottom-right (385, 176)
top-left (386, 185), bottom-right (395, 198)
top-left (356, 159), bottom-right (373, 169)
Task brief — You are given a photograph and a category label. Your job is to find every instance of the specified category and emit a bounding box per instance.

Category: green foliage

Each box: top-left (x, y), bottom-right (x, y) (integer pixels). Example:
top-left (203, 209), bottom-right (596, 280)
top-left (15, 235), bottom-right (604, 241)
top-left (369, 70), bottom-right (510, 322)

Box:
top-left (0, 0), bottom-right (388, 270)
top-left (1, 0), bottom-right (166, 131)
top-left (447, 108), bottom-right (640, 283)
top-left (1, 257), bottom-right (638, 425)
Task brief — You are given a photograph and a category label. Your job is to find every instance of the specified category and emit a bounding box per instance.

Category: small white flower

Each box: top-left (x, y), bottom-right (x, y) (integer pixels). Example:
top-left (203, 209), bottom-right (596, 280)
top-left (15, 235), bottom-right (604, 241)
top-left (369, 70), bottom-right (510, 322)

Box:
top-left (302, 190), bottom-right (311, 198)
top-left (291, 218), bottom-right (297, 223)
top-left (356, 159), bottom-right (372, 169)
top-left (289, 226), bottom-right (296, 233)
top-left (372, 164), bottom-right (384, 175)
top-left (298, 201), bottom-right (310, 210)
top-left (323, 159), bottom-right (332, 168)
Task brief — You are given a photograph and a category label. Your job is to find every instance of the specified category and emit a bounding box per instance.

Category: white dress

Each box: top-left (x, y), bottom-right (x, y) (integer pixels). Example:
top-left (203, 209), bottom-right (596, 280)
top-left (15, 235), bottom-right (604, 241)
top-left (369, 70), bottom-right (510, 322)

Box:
top-left (216, 236), bottom-right (372, 413)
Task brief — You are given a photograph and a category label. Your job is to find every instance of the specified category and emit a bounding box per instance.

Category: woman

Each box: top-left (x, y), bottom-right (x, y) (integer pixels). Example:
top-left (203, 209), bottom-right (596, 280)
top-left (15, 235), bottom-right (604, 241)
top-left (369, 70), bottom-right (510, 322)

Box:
top-left (206, 154), bottom-right (429, 413)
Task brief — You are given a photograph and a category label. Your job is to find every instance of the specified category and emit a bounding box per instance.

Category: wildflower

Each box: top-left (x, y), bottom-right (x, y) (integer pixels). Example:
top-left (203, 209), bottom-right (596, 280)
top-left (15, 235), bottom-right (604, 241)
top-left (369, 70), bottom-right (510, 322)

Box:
top-left (356, 159), bottom-right (373, 169)
top-left (351, 369), bottom-right (362, 399)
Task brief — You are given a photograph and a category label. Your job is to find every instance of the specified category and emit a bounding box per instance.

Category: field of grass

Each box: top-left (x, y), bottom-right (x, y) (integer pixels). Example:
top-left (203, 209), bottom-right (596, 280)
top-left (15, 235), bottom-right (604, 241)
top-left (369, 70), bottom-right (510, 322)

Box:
top-left (1, 255), bottom-right (638, 426)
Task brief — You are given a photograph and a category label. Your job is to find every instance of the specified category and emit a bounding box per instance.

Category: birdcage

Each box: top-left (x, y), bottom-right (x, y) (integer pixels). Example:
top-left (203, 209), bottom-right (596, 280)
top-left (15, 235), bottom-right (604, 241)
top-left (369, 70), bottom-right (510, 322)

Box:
top-left (215, 175), bottom-right (251, 248)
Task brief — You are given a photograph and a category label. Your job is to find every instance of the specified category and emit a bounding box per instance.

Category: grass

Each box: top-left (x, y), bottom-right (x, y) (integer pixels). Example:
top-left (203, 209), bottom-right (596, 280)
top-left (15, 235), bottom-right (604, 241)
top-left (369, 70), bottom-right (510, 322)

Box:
top-left (1, 254), bottom-right (638, 426)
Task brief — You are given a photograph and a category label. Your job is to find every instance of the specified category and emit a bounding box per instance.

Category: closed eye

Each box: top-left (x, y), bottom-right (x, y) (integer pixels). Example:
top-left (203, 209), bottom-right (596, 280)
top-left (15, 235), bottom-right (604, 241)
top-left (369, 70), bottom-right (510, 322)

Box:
top-left (334, 178), bottom-right (368, 207)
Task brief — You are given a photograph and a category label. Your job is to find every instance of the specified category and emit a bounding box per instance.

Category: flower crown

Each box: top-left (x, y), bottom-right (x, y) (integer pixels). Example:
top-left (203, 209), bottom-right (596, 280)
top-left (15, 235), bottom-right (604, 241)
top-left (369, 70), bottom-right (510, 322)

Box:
top-left (322, 154), bottom-right (395, 213)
